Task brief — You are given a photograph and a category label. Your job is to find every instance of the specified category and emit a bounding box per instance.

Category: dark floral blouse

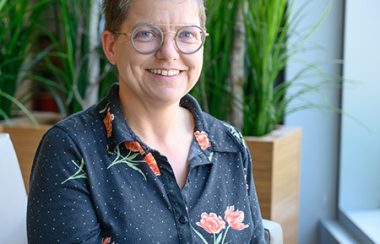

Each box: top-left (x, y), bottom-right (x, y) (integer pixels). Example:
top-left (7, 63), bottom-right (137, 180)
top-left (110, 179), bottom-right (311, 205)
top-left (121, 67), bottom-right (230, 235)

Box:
top-left (27, 84), bottom-right (265, 244)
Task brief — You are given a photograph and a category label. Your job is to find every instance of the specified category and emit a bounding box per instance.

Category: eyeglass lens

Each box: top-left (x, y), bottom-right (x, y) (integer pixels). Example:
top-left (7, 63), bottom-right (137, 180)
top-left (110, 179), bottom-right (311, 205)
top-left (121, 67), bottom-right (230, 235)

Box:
top-left (131, 24), bottom-right (205, 54)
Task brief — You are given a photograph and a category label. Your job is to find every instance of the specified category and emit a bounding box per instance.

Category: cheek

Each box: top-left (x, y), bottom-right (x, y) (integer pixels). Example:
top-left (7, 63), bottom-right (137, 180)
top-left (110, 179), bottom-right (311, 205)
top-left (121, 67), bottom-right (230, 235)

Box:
top-left (190, 54), bottom-right (203, 80)
top-left (116, 53), bottom-right (145, 75)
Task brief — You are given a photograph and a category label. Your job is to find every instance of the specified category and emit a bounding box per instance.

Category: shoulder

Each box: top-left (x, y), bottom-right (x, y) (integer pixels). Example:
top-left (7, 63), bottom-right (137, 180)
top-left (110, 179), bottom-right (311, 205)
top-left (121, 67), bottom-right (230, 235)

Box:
top-left (42, 104), bottom-right (102, 147)
top-left (55, 105), bottom-right (100, 132)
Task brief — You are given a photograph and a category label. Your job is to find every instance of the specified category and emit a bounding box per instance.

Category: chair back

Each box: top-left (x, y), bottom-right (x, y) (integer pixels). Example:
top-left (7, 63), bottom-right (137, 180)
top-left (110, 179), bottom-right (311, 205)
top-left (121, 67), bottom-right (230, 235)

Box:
top-left (0, 133), bottom-right (27, 243)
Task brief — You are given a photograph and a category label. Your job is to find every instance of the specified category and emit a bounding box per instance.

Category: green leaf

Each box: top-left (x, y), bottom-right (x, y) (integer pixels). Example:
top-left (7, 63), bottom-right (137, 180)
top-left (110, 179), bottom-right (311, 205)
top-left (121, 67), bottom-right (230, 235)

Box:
top-left (215, 232), bottom-right (223, 244)
top-left (191, 225), bottom-right (208, 244)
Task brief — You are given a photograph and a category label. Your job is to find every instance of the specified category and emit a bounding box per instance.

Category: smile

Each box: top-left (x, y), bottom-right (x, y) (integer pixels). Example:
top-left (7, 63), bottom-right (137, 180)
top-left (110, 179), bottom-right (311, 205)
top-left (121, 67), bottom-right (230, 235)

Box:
top-left (148, 69), bottom-right (181, 77)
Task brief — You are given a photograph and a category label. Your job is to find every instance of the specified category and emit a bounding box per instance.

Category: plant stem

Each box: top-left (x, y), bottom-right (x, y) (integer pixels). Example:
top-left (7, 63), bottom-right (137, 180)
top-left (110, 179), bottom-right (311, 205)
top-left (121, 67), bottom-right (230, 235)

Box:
top-left (221, 226), bottom-right (230, 244)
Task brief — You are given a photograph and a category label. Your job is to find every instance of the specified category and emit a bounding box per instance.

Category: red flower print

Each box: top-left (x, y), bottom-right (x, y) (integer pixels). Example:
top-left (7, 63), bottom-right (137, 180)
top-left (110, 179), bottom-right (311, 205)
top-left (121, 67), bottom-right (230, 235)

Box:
top-left (144, 152), bottom-right (161, 176)
top-left (196, 212), bottom-right (226, 234)
top-left (103, 111), bottom-right (114, 138)
top-left (124, 141), bottom-right (144, 154)
top-left (194, 131), bottom-right (211, 150)
top-left (101, 237), bottom-right (113, 244)
top-left (224, 205), bottom-right (249, 231)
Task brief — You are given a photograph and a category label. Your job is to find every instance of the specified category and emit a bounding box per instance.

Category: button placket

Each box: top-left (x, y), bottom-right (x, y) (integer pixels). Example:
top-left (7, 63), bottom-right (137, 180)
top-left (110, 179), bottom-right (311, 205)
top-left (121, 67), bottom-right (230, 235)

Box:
top-left (178, 215), bottom-right (188, 225)
top-left (157, 154), bottom-right (192, 242)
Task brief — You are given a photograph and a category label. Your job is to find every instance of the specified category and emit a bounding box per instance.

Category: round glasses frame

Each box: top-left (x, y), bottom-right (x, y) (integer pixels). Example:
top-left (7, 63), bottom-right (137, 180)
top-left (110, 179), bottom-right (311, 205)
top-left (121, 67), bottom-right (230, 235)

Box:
top-left (114, 23), bottom-right (209, 55)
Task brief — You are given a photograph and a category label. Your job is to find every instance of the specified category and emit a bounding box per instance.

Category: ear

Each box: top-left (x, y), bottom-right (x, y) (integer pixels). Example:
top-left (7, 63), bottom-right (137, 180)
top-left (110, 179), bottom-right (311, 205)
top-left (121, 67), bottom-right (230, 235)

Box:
top-left (102, 30), bottom-right (117, 65)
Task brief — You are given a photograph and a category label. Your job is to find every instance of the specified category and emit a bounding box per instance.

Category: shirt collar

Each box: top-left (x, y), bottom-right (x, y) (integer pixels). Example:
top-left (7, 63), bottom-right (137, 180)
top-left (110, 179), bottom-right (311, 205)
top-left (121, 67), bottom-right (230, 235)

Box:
top-left (97, 84), bottom-right (241, 159)
top-left (181, 95), bottom-right (243, 155)
top-left (97, 84), bottom-right (136, 151)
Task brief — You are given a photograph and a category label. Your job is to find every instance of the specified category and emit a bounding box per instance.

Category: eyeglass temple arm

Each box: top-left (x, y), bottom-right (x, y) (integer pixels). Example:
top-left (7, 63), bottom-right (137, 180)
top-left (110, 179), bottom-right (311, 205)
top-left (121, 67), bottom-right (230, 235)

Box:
top-left (113, 31), bottom-right (130, 37)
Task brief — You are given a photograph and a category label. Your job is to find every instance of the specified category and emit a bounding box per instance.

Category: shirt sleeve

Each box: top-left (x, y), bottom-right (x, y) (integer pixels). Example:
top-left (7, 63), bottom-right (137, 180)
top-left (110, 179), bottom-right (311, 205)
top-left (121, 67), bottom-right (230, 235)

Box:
top-left (27, 126), bottom-right (102, 244)
top-left (243, 143), bottom-right (266, 244)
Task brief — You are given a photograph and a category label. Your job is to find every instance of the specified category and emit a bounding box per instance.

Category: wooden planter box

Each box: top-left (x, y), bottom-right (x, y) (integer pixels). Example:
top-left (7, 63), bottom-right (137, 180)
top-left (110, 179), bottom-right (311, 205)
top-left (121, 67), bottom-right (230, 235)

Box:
top-left (245, 126), bottom-right (302, 244)
top-left (0, 112), bottom-right (61, 193)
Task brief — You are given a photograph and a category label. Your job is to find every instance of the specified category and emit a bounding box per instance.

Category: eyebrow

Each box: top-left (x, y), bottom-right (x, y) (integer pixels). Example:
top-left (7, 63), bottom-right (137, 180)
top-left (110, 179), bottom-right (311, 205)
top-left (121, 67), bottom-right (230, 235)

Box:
top-left (134, 22), bottom-right (200, 28)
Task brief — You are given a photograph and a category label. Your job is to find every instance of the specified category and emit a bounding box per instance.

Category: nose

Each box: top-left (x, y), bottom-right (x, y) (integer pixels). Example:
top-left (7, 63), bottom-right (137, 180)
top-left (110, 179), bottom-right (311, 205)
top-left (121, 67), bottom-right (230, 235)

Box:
top-left (155, 34), bottom-right (179, 60)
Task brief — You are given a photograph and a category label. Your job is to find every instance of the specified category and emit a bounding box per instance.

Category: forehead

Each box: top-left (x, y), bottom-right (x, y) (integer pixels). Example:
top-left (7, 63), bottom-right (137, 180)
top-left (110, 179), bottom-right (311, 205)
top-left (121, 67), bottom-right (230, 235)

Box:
top-left (124, 0), bottom-right (200, 28)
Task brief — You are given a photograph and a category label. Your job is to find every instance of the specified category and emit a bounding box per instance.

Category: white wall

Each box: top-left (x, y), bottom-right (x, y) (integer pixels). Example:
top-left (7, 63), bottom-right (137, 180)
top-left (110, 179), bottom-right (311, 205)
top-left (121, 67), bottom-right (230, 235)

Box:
top-left (339, 0), bottom-right (380, 210)
top-left (285, 0), bottom-right (344, 243)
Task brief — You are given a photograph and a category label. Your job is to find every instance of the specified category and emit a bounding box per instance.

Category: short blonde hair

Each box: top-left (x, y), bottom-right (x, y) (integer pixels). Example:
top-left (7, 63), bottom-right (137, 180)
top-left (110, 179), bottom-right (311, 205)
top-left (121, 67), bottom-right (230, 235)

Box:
top-left (103, 0), bottom-right (206, 31)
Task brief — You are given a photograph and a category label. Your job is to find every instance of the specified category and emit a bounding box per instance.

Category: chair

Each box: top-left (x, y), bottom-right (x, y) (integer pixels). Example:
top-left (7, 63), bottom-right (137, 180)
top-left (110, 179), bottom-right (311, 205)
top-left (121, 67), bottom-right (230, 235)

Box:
top-left (0, 133), bottom-right (28, 244)
top-left (263, 219), bottom-right (284, 244)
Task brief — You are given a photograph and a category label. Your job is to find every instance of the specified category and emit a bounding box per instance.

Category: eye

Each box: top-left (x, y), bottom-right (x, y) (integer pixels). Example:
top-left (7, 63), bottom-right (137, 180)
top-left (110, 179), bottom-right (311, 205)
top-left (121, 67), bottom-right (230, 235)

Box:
top-left (134, 31), bottom-right (154, 40)
top-left (179, 31), bottom-right (193, 39)
top-left (133, 28), bottom-right (159, 42)
top-left (177, 27), bottom-right (202, 43)
top-left (178, 31), bottom-right (196, 40)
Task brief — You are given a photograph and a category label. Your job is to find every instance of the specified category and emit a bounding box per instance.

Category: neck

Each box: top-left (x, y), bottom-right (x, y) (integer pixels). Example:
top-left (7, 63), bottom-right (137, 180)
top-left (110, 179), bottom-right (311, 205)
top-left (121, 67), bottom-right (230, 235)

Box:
top-left (119, 89), bottom-right (193, 146)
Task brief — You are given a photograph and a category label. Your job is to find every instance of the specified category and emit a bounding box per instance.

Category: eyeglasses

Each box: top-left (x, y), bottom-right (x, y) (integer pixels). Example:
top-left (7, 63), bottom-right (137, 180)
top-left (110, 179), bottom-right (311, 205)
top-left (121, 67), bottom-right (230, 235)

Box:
top-left (114, 23), bottom-right (209, 55)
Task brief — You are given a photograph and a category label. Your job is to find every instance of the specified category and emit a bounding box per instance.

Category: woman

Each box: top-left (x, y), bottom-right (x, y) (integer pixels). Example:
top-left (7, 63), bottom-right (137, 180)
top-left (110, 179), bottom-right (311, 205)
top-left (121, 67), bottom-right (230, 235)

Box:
top-left (27, 0), bottom-right (265, 243)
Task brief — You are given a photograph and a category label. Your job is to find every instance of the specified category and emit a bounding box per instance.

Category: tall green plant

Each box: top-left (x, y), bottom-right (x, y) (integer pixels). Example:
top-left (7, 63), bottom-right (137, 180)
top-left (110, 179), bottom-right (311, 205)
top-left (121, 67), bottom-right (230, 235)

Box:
top-left (192, 0), bottom-right (239, 119)
top-left (243, 0), bottom-right (331, 136)
top-left (39, 0), bottom-right (114, 116)
top-left (0, 0), bottom-right (48, 121)
top-left (243, 0), bottom-right (289, 136)
top-left (195, 0), bottom-right (332, 136)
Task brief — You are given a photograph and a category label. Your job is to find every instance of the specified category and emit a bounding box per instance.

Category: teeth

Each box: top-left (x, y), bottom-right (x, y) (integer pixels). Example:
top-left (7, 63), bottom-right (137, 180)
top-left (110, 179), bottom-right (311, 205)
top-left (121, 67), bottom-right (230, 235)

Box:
top-left (149, 69), bottom-right (180, 77)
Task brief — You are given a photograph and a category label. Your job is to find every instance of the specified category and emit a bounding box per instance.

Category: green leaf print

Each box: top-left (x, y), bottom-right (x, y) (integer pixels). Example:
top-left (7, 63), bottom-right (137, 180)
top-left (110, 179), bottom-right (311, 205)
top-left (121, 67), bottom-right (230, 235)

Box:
top-left (215, 232), bottom-right (224, 244)
top-left (107, 145), bottom-right (147, 181)
top-left (222, 122), bottom-right (247, 149)
top-left (191, 225), bottom-right (208, 244)
top-left (61, 158), bottom-right (87, 184)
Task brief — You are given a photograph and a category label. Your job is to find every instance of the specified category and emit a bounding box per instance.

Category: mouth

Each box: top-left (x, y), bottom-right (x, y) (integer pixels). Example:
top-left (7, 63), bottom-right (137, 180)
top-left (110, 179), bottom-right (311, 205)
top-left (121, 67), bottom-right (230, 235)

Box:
top-left (147, 69), bottom-right (182, 77)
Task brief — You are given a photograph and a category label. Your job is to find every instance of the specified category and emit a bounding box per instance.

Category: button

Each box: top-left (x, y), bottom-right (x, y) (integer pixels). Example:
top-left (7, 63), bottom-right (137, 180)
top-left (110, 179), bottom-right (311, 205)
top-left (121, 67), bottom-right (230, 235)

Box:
top-left (179, 215), bottom-right (188, 224)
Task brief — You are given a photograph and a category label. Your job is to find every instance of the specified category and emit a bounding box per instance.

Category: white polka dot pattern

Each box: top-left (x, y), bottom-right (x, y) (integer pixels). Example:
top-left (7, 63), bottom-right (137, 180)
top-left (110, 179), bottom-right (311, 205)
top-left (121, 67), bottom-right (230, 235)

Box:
top-left (27, 84), bottom-right (265, 243)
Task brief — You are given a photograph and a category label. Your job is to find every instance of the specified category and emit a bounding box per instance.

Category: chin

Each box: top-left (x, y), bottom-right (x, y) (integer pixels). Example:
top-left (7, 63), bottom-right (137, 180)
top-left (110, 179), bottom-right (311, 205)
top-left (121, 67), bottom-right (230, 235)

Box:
top-left (153, 89), bottom-right (187, 105)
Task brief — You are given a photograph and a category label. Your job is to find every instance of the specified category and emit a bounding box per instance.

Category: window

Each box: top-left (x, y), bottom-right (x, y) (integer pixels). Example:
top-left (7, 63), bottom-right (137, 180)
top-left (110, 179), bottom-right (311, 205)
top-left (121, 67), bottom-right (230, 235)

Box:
top-left (339, 0), bottom-right (380, 242)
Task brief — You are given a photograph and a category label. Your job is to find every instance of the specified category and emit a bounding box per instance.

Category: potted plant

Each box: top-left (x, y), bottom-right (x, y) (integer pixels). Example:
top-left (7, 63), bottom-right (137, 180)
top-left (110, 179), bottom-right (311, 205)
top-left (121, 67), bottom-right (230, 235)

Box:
top-left (0, 0), bottom-right (62, 191)
top-left (1, 0), bottom-right (114, 192)
top-left (242, 2), bottom-right (302, 243)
